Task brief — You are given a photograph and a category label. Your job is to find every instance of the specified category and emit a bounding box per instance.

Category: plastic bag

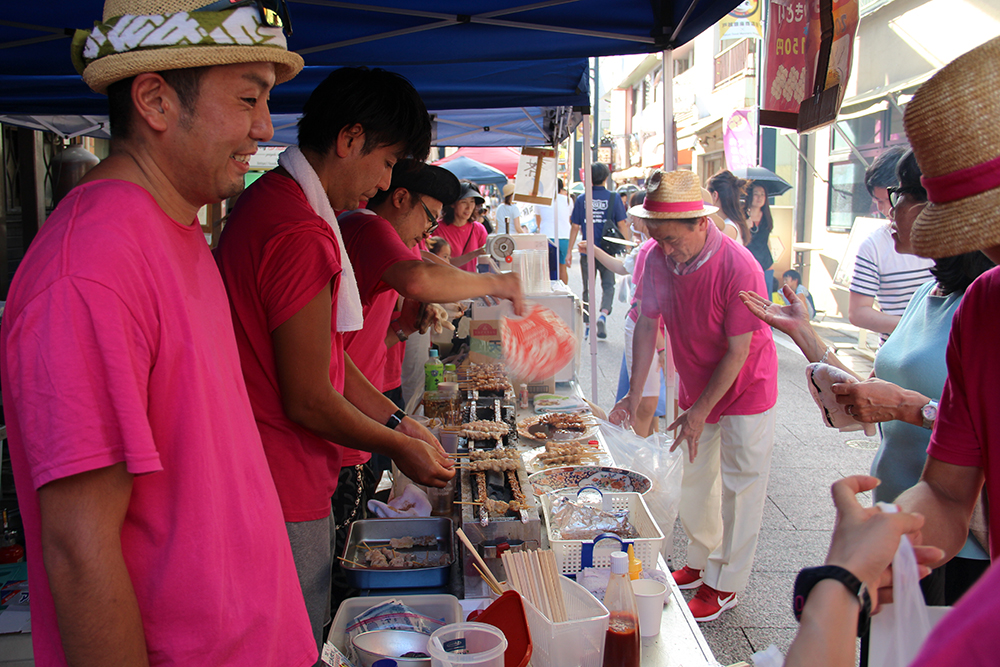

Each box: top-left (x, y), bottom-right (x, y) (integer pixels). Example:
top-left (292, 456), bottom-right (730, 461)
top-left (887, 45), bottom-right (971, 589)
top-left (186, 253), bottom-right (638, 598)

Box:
top-left (501, 303), bottom-right (576, 381)
top-left (873, 503), bottom-right (932, 667)
top-left (597, 420), bottom-right (684, 558)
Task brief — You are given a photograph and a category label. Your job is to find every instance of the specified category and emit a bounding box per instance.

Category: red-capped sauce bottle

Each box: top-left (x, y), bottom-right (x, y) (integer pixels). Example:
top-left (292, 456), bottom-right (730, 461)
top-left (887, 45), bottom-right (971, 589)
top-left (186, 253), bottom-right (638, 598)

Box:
top-left (602, 551), bottom-right (640, 667)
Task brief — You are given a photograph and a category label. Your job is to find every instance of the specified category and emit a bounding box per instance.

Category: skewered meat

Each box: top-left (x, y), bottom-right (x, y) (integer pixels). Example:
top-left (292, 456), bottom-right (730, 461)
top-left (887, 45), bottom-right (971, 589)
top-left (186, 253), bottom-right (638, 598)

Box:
top-left (389, 535), bottom-right (437, 549)
top-left (459, 420), bottom-right (510, 441)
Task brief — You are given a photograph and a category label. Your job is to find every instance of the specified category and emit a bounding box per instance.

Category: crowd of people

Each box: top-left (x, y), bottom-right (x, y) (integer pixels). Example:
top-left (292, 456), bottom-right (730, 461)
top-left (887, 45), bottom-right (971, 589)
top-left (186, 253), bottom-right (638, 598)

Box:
top-left (2, 0), bottom-right (999, 664)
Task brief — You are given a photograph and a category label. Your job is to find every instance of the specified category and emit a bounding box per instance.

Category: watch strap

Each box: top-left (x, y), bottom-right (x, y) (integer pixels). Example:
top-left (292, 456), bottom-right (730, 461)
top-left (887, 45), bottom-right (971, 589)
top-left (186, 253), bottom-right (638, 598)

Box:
top-left (793, 565), bottom-right (871, 636)
top-left (385, 409), bottom-right (406, 430)
top-left (390, 319), bottom-right (408, 342)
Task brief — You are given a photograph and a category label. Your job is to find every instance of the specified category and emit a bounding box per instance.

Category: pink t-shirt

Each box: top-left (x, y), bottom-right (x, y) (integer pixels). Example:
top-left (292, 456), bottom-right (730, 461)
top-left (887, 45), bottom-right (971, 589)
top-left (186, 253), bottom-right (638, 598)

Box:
top-left (926, 267), bottom-right (1000, 558)
top-left (384, 338), bottom-right (406, 392)
top-left (437, 220), bottom-right (488, 272)
top-left (639, 231), bottom-right (777, 422)
top-left (628, 238), bottom-right (659, 324)
top-left (216, 171), bottom-right (346, 522)
top-left (340, 210), bottom-right (420, 466)
top-left (0, 180), bottom-right (315, 667)
top-left (910, 557), bottom-right (1000, 665)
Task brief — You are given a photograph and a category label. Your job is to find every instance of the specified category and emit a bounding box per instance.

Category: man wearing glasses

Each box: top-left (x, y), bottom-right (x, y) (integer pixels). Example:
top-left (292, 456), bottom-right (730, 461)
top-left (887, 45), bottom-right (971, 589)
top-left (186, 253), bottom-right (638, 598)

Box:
top-left (331, 160), bottom-right (523, 605)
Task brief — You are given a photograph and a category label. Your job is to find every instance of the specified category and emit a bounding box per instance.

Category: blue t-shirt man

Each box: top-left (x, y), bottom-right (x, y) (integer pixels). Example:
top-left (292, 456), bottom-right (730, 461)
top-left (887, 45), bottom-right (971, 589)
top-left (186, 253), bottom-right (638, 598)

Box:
top-left (566, 163), bottom-right (628, 333)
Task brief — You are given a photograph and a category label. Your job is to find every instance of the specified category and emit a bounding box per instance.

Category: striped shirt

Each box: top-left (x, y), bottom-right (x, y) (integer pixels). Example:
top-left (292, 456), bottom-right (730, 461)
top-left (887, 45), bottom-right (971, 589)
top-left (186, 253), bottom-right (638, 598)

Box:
top-left (850, 224), bottom-right (934, 333)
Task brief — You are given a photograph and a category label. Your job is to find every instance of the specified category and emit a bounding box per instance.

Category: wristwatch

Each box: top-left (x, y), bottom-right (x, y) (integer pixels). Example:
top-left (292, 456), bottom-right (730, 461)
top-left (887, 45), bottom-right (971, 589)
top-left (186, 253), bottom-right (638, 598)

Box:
top-left (920, 400), bottom-right (939, 430)
top-left (793, 565), bottom-right (871, 636)
top-left (390, 319), bottom-right (408, 342)
top-left (384, 409), bottom-right (406, 430)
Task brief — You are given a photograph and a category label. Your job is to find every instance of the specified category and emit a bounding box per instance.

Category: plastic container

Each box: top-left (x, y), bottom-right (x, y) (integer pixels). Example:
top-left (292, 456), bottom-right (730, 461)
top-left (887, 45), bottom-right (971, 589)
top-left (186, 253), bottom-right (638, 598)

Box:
top-left (520, 573), bottom-right (610, 667)
top-left (601, 552), bottom-right (640, 667)
top-left (327, 594), bottom-right (462, 655)
top-left (428, 622), bottom-right (507, 667)
top-left (425, 349), bottom-right (444, 391)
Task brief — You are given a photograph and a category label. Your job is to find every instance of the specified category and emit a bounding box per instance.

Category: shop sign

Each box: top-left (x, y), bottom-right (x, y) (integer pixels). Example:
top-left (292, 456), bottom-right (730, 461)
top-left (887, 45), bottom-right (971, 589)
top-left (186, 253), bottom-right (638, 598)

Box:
top-left (760, 0), bottom-right (859, 132)
top-left (721, 0), bottom-right (764, 40)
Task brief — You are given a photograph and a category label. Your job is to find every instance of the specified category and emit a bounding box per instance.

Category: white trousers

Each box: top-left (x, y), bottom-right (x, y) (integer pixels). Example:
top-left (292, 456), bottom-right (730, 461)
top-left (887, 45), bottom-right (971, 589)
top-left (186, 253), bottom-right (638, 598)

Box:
top-left (679, 409), bottom-right (775, 593)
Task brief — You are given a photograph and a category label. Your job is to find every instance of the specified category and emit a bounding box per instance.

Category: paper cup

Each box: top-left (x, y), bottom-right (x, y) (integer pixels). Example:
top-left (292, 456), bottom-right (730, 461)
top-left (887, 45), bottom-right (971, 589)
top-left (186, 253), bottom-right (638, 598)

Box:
top-left (631, 579), bottom-right (667, 637)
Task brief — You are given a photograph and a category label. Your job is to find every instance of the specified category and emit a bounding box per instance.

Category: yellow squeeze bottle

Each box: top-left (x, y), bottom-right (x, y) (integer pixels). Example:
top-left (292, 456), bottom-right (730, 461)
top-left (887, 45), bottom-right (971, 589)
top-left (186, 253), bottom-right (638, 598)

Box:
top-left (627, 544), bottom-right (642, 581)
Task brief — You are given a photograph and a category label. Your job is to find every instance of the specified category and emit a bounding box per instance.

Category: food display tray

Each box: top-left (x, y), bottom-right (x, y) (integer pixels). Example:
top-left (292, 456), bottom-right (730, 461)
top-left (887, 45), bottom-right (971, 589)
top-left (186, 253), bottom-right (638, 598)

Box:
top-left (340, 517), bottom-right (454, 589)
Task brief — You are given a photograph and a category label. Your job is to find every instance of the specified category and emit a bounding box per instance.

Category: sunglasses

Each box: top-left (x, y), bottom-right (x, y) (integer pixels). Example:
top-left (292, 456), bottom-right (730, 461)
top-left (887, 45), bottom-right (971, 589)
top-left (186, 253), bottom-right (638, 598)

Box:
top-left (886, 186), bottom-right (926, 209)
top-left (418, 199), bottom-right (439, 237)
top-left (195, 0), bottom-right (292, 35)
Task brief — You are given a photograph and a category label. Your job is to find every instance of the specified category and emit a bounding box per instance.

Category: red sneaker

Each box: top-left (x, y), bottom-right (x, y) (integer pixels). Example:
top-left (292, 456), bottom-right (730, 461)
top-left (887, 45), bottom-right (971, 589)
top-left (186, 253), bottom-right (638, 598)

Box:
top-left (688, 584), bottom-right (738, 622)
top-left (671, 565), bottom-right (704, 589)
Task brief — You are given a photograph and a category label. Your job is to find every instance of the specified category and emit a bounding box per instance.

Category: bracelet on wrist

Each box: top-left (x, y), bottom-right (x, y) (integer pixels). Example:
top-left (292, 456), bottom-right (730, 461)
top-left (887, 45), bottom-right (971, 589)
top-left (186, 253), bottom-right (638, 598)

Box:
top-left (819, 346), bottom-right (834, 365)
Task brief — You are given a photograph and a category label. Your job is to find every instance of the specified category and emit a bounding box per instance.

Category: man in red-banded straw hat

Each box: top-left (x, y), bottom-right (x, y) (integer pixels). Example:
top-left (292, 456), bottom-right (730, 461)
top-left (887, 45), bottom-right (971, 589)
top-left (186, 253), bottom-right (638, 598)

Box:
top-left (0, 1), bottom-right (317, 665)
top-left (611, 169), bottom-right (778, 622)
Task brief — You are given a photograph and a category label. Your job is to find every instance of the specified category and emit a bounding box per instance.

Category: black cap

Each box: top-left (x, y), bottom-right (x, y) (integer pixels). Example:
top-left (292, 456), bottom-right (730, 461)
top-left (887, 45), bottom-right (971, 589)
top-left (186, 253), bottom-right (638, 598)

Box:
top-left (457, 183), bottom-right (485, 205)
top-left (389, 159), bottom-right (463, 206)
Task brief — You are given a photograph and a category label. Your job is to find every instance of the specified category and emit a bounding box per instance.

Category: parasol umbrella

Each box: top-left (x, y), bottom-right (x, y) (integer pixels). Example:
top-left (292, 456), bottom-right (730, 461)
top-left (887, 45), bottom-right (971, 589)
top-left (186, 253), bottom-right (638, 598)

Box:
top-left (437, 156), bottom-right (509, 186)
top-left (731, 166), bottom-right (793, 197)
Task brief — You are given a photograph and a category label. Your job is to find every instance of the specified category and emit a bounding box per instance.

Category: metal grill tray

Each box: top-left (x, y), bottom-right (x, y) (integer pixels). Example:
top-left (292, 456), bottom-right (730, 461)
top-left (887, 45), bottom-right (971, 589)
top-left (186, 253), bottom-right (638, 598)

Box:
top-left (341, 517), bottom-right (454, 589)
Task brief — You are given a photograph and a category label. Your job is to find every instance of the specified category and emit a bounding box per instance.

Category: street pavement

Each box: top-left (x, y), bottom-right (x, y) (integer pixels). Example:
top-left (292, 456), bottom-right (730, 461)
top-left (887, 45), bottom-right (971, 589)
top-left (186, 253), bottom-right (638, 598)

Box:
top-left (564, 253), bottom-right (878, 665)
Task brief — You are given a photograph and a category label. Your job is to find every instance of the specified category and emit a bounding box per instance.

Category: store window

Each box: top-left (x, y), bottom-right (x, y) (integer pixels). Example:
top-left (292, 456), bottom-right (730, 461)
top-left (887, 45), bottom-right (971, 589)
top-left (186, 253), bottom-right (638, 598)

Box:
top-left (826, 105), bottom-right (909, 230)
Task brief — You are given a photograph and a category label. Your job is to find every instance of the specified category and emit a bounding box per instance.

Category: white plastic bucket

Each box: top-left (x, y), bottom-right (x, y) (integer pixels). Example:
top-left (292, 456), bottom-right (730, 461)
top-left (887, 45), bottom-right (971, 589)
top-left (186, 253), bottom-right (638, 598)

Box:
top-left (427, 622), bottom-right (507, 667)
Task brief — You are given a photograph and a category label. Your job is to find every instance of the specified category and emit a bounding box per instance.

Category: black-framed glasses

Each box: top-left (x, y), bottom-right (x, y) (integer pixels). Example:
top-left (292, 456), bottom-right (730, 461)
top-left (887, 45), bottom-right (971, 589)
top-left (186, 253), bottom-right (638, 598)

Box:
top-left (886, 186), bottom-right (926, 209)
top-left (195, 0), bottom-right (292, 35)
top-left (418, 198), bottom-right (439, 237)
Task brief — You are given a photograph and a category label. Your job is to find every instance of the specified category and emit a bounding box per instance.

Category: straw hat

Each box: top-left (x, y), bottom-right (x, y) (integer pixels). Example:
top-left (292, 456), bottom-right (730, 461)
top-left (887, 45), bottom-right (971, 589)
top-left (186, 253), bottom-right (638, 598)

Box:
top-left (628, 170), bottom-right (718, 220)
top-left (908, 36), bottom-right (1000, 258)
top-left (502, 182), bottom-right (516, 198)
top-left (72, 0), bottom-right (304, 94)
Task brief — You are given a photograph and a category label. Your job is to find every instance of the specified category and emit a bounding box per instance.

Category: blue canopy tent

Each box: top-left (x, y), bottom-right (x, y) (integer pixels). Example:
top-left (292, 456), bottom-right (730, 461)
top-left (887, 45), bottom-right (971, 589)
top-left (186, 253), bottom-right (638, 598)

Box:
top-left (0, 0), bottom-right (739, 142)
top-left (0, 0), bottom-right (744, 399)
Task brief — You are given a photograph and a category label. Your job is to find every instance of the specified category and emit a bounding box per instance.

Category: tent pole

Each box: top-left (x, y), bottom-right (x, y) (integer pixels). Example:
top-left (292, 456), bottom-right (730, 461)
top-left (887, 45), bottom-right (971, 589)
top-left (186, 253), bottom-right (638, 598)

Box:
top-left (662, 49), bottom-right (676, 171)
top-left (661, 48), bottom-right (677, 425)
top-left (582, 112), bottom-right (597, 401)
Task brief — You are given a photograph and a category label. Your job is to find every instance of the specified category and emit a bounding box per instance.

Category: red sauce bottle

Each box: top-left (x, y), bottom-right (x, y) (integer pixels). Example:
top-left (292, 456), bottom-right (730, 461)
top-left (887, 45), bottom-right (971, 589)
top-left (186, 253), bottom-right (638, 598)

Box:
top-left (601, 552), bottom-right (640, 667)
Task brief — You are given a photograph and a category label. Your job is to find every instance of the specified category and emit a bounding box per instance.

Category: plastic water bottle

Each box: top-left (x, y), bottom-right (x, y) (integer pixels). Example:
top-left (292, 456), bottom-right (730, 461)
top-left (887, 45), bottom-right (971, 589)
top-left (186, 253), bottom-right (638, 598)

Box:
top-left (602, 551), bottom-right (640, 667)
top-left (424, 349), bottom-right (444, 391)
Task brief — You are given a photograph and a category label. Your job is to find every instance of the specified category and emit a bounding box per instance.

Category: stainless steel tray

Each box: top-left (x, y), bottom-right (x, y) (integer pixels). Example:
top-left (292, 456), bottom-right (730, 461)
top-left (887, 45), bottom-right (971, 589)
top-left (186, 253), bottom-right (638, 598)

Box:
top-left (341, 517), bottom-right (453, 589)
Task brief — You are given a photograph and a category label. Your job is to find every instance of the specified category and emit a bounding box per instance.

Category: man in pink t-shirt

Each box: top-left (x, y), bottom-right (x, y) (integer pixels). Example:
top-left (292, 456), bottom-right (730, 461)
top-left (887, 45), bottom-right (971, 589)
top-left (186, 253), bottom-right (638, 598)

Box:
top-left (0, 3), bottom-right (316, 665)
top-left (612, 170), bottom-right (778, 623)
top-left (216, 69), bottom-right (456, 649)
top-left (333, 161), bottom-right (523, 604)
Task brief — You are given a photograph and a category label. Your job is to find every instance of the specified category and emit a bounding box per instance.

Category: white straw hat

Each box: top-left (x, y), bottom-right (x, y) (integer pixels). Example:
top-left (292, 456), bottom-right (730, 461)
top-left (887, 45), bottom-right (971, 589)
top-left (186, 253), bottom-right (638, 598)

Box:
top-left (72, 0), bottom-right (304, 94)
top-left (628, 170), bottom-right (718, 220)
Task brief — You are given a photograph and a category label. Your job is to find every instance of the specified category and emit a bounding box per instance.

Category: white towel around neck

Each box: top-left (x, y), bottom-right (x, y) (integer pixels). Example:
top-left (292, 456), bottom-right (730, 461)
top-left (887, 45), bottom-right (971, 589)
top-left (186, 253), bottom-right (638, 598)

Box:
top-left (277, 146), bottom-right (363, 332)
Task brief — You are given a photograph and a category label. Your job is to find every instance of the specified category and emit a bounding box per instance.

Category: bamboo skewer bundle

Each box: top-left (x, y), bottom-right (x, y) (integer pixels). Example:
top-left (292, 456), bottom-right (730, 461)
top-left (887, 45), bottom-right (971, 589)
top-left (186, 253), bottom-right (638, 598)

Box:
top-left (501, 549), bottom-right (567, 623)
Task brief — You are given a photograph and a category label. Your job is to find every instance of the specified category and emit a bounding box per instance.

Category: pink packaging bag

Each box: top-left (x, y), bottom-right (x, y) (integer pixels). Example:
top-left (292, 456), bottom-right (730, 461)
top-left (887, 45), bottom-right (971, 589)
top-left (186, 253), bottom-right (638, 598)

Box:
top-left (501, 304), bottom-right (576, 382)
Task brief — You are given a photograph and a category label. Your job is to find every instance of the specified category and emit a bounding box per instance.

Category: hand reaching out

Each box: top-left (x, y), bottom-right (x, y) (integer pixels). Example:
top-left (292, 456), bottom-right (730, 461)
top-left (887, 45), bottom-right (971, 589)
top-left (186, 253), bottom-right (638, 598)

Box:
top-left (740, 284), bottom-right (810, 339)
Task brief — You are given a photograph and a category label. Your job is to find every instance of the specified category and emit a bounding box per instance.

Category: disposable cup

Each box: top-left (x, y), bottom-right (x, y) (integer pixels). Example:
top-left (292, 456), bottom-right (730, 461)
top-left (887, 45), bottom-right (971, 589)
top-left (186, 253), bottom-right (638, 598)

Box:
top-left (631, 579), bottom-right (667, 637)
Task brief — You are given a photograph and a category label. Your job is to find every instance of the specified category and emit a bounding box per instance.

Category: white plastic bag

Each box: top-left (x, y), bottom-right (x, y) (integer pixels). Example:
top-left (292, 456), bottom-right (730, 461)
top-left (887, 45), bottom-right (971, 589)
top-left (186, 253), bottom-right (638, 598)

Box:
top-left (869, 503), bottom-right (933, 667)
top-left (597, 420), bottom-right (684, 558)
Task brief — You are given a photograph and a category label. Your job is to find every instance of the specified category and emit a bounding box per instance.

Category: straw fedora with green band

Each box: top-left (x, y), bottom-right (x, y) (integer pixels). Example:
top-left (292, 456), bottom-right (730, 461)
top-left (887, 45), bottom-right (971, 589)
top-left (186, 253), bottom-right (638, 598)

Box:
top-left (71, 0), bottom-right (304, 95)
top-left (627, 170), bottom-right (719, 221)
top-left (907, 36), bottom-right (1000, 259)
